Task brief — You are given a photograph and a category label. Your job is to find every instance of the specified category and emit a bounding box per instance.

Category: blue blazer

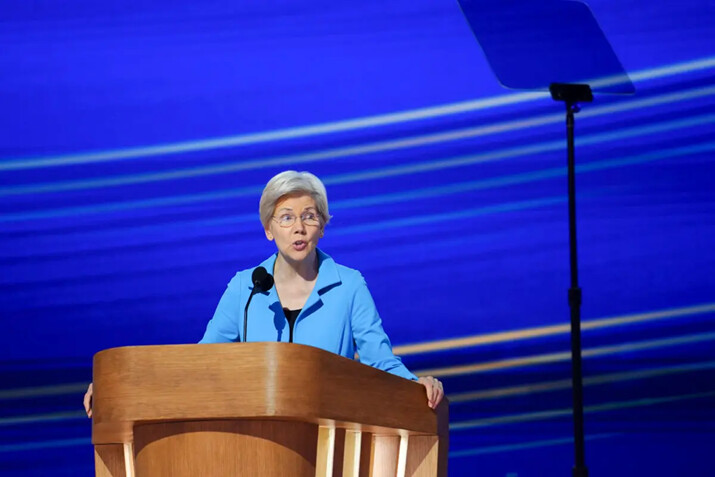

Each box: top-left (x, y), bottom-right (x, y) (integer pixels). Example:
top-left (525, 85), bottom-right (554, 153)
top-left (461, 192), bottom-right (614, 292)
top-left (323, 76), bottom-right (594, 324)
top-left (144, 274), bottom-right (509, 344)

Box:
top-left (200, 249), bottom-right (417, 381)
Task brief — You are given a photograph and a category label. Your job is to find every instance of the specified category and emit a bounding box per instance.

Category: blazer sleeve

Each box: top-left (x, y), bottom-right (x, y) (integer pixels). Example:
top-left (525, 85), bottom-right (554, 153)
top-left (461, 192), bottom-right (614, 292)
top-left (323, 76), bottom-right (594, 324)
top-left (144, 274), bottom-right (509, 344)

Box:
top-left (350, 273), bottom-right (418, 381)
top-left (199, 273), bottom-right (242, 343)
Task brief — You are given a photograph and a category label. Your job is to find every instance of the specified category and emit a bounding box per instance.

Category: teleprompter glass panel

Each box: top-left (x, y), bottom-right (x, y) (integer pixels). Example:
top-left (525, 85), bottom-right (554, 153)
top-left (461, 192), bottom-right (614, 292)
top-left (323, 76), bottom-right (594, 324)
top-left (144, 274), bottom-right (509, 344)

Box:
top-left (457, 0), bottom-right (635, 94)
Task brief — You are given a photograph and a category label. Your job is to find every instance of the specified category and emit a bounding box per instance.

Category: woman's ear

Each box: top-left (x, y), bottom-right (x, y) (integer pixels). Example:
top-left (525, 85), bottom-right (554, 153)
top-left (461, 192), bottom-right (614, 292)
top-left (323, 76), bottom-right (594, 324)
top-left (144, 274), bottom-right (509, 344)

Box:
top-left (264, 227), bottom-right (274, 241)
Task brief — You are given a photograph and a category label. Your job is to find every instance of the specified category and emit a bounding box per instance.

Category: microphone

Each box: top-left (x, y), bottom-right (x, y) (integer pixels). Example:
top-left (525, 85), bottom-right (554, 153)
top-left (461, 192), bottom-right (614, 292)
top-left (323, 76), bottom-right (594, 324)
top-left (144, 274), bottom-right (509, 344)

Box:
top-left (243, 266), bottom-right (274, 342)
top-left (252, 266), bottom-right (275, 292)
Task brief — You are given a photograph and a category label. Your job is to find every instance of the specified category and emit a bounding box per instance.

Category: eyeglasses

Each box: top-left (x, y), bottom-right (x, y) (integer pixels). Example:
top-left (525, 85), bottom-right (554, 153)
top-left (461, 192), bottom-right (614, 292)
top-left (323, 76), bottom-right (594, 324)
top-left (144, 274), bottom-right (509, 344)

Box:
top-left (272, 212), bottom-right (321, 228)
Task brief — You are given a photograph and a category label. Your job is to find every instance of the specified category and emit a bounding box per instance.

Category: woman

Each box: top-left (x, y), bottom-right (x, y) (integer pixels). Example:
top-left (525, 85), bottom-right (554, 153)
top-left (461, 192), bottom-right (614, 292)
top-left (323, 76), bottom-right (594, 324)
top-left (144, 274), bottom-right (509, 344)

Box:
top-left (84, 171), bottom-right (443, 416)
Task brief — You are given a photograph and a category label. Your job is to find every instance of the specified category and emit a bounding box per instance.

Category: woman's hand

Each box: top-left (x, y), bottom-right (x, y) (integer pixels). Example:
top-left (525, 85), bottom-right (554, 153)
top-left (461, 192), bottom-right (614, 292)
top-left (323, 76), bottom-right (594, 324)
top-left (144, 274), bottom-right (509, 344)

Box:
top-left (417, 376), bottom-right (444, 409)
top-left (83, 383), bottom-right (93, 418)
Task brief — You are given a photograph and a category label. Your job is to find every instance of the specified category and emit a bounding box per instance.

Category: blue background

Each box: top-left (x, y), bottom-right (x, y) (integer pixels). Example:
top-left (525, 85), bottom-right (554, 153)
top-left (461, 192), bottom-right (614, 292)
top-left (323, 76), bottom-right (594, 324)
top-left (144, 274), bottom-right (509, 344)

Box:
top-left (1, 0), bottom-right (714, 475)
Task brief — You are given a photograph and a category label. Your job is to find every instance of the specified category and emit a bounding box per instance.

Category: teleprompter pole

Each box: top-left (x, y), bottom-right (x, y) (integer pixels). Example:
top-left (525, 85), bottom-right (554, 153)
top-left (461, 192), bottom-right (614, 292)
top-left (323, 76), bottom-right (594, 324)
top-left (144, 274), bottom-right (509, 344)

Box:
top-left (550, 83), bottom-right (592, 477)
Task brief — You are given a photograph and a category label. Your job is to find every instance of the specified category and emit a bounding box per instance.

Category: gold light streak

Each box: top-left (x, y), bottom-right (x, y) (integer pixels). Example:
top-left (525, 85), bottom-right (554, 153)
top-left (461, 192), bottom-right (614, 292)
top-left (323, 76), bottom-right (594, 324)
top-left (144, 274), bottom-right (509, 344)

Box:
top-left (448, 361), bottom-right (715, 403)
top-left (413, 331), bottom-right (715, 378)
top-left (395, 303), bottom-right (715, 355)
top-left (450, 390), bottom-right (715, 430)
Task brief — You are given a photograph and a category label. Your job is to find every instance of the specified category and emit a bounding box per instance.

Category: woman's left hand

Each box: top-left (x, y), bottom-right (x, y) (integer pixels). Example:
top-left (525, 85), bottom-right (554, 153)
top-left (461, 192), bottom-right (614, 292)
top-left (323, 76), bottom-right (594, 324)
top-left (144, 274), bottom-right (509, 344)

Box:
top-left (417, 376), bottom-right (444, 409)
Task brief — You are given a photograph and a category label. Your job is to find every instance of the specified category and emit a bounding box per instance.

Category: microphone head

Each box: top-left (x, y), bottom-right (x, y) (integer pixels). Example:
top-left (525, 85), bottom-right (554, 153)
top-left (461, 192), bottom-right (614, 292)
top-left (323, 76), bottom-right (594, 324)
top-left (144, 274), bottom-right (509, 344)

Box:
top-left (251, 266), bottom-right (274, 292)
top-left (262, 272), bottom-right (275, 291)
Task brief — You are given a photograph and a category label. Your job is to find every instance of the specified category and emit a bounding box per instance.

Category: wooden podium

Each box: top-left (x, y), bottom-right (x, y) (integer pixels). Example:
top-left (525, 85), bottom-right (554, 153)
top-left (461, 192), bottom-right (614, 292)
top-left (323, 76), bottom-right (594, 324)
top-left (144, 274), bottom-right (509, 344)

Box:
top-left (92, 342), bottom-right (448, 477)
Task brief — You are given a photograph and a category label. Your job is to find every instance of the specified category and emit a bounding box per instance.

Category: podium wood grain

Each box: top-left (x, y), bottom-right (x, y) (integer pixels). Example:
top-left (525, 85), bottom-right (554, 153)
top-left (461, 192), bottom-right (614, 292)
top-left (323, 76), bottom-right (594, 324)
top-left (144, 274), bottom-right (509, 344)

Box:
top-left (92, 342), bottom-right (448, 477)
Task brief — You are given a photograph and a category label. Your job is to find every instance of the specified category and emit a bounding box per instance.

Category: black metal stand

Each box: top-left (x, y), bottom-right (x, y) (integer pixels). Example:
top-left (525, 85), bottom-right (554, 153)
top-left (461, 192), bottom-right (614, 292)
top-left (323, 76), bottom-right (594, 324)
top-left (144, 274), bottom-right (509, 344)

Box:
top-left (550, 83), bottom-right (592, 477)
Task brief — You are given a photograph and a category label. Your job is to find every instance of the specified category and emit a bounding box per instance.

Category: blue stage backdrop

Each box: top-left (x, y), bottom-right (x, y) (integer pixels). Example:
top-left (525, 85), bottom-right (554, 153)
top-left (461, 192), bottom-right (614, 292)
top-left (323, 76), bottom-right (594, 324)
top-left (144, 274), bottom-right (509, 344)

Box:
top-left (1, 1), bottom-right (714, 475)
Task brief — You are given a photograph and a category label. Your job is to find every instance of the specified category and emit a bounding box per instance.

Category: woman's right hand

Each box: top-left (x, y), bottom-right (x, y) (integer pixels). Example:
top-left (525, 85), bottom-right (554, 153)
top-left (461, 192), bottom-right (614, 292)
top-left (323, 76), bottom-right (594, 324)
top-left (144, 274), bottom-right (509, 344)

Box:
top-left (83, 383), bottom-right (93, 418)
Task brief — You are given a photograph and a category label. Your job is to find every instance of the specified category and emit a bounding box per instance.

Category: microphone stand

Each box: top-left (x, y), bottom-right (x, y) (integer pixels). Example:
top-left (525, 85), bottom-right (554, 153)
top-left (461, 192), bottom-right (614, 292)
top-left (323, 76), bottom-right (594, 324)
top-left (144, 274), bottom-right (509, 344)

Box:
top-left (243, 268), bottom-right (275, 342)
top-left (243, 288), bottom-right (259, 343)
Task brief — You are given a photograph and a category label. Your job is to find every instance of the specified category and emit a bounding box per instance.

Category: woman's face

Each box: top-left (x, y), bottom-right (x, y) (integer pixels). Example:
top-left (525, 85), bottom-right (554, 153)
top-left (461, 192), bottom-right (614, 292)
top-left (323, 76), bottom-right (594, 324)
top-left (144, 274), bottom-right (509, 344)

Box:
top-left (265, 193), bottom-right (324, 266)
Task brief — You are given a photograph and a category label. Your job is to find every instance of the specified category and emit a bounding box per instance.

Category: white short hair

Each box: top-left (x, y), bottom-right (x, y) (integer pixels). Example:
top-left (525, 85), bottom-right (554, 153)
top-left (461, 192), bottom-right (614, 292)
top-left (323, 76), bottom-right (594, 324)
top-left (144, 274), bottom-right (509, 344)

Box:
top-left (259, 171), bottom-right (331, 228)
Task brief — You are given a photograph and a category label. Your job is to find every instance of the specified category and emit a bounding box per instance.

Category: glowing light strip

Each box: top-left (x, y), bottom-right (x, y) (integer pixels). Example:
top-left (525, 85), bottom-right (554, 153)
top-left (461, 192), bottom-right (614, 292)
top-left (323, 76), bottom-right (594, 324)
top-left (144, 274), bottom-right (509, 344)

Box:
top-left (9, 354), bottom-right (709, 407)
top-left (0, 437), bottom-right (90, 453)
top-left (0, 411), bottom-right (86, 427)
top-left (449, 391), bottom-right (715, 430)
top-left (4, 391), bottom-right (712, 431)
top-left (579, 86), bottom-right (715, 118)
top-left (324, 113), bottom-right (715, 186)
top-left (395, 302), bottom-right (715, 355)
top-left (413, 331), bottom-right (715, 378)
top-left (450, 433), bottom-right (619, 458)
top-left (2, 93), bottom-right (714, 198)
top-left (2, 55), bottom-right (713, 171)
top-left (331, 196), bottom-right (565, 235)
top-left (448, 360), bottom-right (715, 403)
top-left (0, 383), bottom-right (87, 400)
top-left (586, 56), bottom-right (715, 89)
top-left (0, 92), bottom-right (544, 171)
top-left (2, 134), bottom-right (712, 227)
top-left (3, 306), bottom-right (712, 401)
top-left (627, 56), bottom-right (715, 82)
